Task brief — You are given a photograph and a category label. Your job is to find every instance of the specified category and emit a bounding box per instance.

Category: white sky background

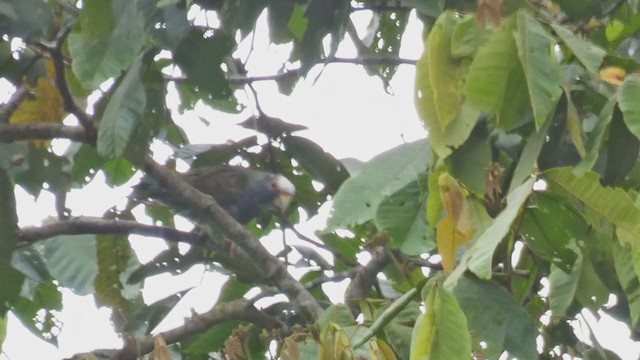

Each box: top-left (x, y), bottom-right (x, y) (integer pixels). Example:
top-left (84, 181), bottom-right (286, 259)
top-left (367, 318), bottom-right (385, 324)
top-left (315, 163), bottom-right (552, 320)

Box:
top-left (2, 8), bottom-right (640, 360)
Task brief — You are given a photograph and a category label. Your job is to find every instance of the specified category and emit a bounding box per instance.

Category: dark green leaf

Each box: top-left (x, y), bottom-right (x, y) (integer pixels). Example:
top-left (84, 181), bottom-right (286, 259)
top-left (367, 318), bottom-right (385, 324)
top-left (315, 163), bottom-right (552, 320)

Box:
top-left (0, 168), bottom-right (23, 315)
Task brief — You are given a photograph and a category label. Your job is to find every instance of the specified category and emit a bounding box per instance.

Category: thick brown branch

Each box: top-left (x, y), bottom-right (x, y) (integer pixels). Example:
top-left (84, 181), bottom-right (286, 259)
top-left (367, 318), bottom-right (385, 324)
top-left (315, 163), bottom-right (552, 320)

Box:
top-left (141, 159), bottom-right (323, 322)
top-left (345, 247), bottom-right (391, 314)
top-left (69, 300), bottom-right (283, 360)
top-left (0, 123), bottom-right (91, 144)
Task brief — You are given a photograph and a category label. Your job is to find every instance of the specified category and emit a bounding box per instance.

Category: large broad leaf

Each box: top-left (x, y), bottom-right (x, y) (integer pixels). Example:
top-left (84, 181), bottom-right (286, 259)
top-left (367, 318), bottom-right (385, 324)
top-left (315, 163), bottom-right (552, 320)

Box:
top-left (375, 174), bottom-right (434, 255)
top-left (618, 73), bottom-right (640, 141)
top-left (464, 15), bottom-right (518, 114)
top-left (467, 177), bottom-right (536, 279)
top-left (43, 235), bottom-right (98, 296)
top-left (97, 56), bottom-right (146, 158)
top-left (0, 0), bottom-right (53, 41)
top-left (0, 168), bottom-right (23, 315)
top-left (453, 277), bottom-right (537, 360)
top-left (612, 242), bottom-right (640, 328)
top-left (410, 283), bottom-right (471, 360)
top-left (12, 280), bottom-right (62, 345)
top-left (548, 244), bottom-right (581, 318)
top-left (514, 11), bottom-right (562, 129)
top-left (552, 24), bottom-right (606, 78)
top-left (173, 30), bottom-right (234, 100)
top-left (545, 167), bottom-right (640, 249)
top-left (299, 0), bottom-right (349, 73)
top-left (68, 0), bottom-right (147, 89)
top-left (327, 139), bottom-right (430, 229)
top-left (426, 12), bottom-right (464, 130)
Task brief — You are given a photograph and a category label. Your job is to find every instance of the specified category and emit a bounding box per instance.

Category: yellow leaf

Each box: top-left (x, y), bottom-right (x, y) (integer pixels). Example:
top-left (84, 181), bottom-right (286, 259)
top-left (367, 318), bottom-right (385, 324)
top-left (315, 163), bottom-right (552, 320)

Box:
top-left (370, 338), bottom-right (398, 360)
top-left (599, 66), bottom-right (626, 85)
top-left (10, 78), bottom-right (64, 125)
top-left (320, 323), bottom-right (355, 360)
top-left (437, 216), bottom-right (471, 272)
top-left (9, 77), bottom-right (65, 147)
top-left (439, 173), bottom-right (471, 233)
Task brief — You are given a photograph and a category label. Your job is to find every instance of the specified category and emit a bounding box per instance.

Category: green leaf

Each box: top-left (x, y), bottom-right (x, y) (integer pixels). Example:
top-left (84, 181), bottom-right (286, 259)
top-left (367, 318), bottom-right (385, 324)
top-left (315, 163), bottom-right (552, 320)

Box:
top-left (375, 174), bottom-right (435, 255)
top-left (0, 0), bottom-right (53, 41)
top-left (12, 280), bottom-right (62, 345)
top-left (94, 234), bottom-right (131, 311)
top-left (612, 242), bottom-right (640, 328)
top-left (173, 30), bottom-right (234, 99)
top-left (102, 157), bottom-right (136, 186)
top-left (447, 125), bottom-right (493, 194)
top-left (545, 167), bottom-right (640, 249)
top-left (327, 139), bottom-right (430, 229)
top-left (575, 251), bottom-right (609, 311)
top-left (464, 15), bottom-right (519, 114)
top-left (299, 0), bottom-right (349, 73)
top-left (97, 56), bottom-right (146, 158)
top-left (451, 14), bottom-right (490, 58)
top-left (514, 11), bottom-right (563, 129)
top-left (574, 97), bottom-right (617, 175)
top-left (619, 73), bottom-right (640, 140)
top-left (282, 135), bottom-right (349, 194)
top-left (520, 193), bottom-right (583, 271)
top-left (564, 87), bottom-right (587, 158)
top-left (68, 0), bottom-right (147, 89)
top-left (552, 24), bottom-right (606, 78)
top-left (548, 245), bottom-right (581, 318)
top-left (411, 283), bottom-right (472, 360)
top-left (415, 53), bottom-right (479, 158)
top-left (426, 12), bottom-right (463, 131)
top-left (604, 114), bottom-right (639, 185)
top-left (358, 10), bottom-right (408, 84)
top-left (43, 235), bottom-right (98, 296)
top-left (509, 118), bottom-right (551, 191)
top-left (453, 277), bottom-right (537, 360)
top-left (0, 168), bottom-right (23, 315)
top-left (467, 177), bottom-right (536, 279)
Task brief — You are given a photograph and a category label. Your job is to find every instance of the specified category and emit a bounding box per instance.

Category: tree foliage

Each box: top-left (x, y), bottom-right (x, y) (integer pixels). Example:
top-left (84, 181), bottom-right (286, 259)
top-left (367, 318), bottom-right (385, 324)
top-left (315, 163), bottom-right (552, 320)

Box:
top-left (2, 0), bottom-right (640, 359)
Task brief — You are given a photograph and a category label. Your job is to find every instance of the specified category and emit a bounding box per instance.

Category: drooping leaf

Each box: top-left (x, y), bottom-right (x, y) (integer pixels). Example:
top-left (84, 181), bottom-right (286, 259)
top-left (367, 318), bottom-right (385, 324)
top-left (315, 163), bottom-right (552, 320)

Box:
top-left (375, 174), bottom-right (434, 255)
top-left (453, 276), bottom-right (537, 360)
top-left (514, 11), bottom-right (563, 129)
top-left (467, 177), bottom-right (536, 279)
top-left (548, 246), bottom-right (581, 318)
top-left (410, 283), bottom-right (471, 360)
top-left (426, 12), bottom-right (463, 131)
top-left (68, 0), bottom-right (147, 89)
top-left (464, 15), bottom-right (518, 114)
top-left (94, 234), bottom-right (132, 324)
top-left (451, 14), bottom-right (490, 58)
top-left (327, 139), bottom-right (430, 229)
top-left (564, 87), bottom-right (587, 159)
top-left (437, 216), bottom-right (470, 273)
top-left (619, 73), bottom-right (640, 141)
top-left (573, 97), bottom-right (617, 175)
top-left (43, 235), bottom-right (98, 296)
top-left (545, 167), bottom-right (640, 249)
top-left (612, 242), bottom-right (640, 328)
top-left (552, 24), bottom-right (606, 78)
top-left (97, 56), bottom-right (146, 158)
top-left (299, 0), bottom-right (349, 73)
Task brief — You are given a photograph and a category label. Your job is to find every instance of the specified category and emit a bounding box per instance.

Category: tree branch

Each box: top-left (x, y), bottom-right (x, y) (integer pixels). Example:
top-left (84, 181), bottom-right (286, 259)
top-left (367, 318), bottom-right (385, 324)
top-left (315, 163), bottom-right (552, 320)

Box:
top-left (18, 217), bottom-right (204, 247)
top-left (141, 159), bottom-right (324, 322)
top-left (345, 246), bottom-right (391, 314)
top-left (31, 23), bottom-right (95, 133)
top-left (0, 123), bottom-right (91, 144)
top-left (69, 299), bottom-right (283, 360)
top-left (0, 85), bottom-right (31, 123)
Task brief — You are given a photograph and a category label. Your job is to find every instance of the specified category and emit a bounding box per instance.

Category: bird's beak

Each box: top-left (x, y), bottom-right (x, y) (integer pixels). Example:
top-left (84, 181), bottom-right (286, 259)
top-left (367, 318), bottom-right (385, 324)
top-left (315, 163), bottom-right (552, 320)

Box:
top-left (273, 175), bottom-right (296, 212)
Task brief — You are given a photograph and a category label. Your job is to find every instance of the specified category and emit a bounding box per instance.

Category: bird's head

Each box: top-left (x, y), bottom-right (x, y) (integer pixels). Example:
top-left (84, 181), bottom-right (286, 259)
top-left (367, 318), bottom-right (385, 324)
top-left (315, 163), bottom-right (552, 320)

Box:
top-left (268, 174), bottom-right (296, 213)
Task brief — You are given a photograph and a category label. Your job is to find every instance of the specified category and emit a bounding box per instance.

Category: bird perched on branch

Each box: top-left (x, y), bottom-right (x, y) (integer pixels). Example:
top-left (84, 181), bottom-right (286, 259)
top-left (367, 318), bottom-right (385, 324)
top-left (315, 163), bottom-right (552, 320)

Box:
top-left (132, 165), bottom-right (296, 223)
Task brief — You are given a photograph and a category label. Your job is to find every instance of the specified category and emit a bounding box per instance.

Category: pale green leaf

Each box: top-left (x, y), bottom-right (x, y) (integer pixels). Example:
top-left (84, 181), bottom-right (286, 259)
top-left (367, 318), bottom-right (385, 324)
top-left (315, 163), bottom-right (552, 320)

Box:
top-left (508, 116), bottom-right (550, 192)
top-left (464, 15), bottom-right (518, 113)
top-left (43, 235), bottom-right (98, 295)
top-left (97, 56), bottom-right (146, 158)
top-left (375, 175), bottom-right (435, 255)
top-left (545, 167), bottom-right (640, 248)
top-left (426, 12), bottom-right (463, 130)
top-left (514, 11), bottom-right (563, 129)
top-left (467, 177), bottom-right (536, 279)
top-left (451, 14), bottom-right (490, 58)
top-left (68, 0), bottom-right (147, 89)
top-left (618, 74), bottom-right (640, 141)
top-left (327, 139), bottom-right (430, 229)
top-left (564, 87), bottom-right (587, 158)
top-left (551, 24), bottom-right (606, 78)
top-left (428, 284), bottom-right (472, 360)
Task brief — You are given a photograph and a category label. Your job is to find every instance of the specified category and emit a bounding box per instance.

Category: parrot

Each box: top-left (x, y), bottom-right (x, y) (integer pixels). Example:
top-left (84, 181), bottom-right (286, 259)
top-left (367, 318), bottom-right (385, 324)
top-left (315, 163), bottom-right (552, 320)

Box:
top-left (132, 165), bottom-right (296, 223)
